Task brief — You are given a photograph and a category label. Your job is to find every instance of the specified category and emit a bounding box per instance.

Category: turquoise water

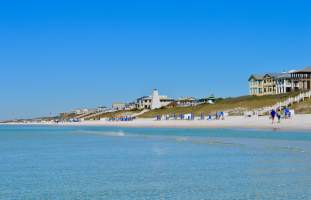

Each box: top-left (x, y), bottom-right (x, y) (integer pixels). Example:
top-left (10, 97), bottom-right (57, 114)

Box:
top-left (1, 126), bottom-right (311, 199)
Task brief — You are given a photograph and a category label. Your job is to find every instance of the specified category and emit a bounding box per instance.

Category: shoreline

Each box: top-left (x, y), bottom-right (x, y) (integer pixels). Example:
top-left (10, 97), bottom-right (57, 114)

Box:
top-left (2, 114), bottom-right (311, 132)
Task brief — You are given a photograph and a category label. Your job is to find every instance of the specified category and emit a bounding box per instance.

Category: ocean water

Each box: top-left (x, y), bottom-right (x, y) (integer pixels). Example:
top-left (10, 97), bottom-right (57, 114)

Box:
top-left (0, 126), bottom-right (311, 200)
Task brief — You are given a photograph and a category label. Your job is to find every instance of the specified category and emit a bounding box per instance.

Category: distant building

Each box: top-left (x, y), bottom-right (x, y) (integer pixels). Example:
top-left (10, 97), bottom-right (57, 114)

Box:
top-left (96, 106), bottom-right (109, 113)
top-left (197, 95), bottom-right (216, 104)
top-left (125, 102), bottom-right (136, 110)
top-left (136, 89), bottom-right (174, 110)
top-left (71, 108), bottom-right (92, 115)
top-left (112, 102), bottom-right (126, 111)
top-left (136, 96), bottom-right (151, 110)
top-left (176, 97), bottom-right (197, 107)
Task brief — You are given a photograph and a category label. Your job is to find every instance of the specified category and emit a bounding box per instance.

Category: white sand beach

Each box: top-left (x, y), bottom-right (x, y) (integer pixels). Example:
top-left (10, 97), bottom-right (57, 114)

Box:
top-left (9, 114), bottom-right (311, 131)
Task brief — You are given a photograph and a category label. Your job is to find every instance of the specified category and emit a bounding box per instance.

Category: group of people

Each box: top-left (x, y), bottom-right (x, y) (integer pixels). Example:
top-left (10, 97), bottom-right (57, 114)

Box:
top-left (270, 107), bottom-right (292, 124)
top-left (215, 111), bottom-right (225, 120)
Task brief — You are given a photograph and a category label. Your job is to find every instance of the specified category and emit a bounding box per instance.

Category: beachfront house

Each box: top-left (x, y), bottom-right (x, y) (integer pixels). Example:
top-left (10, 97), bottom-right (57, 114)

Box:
top-left (248, 67), bottom-right (311, 96)
top-left (124, 102), bottom-right (137, 110)
top-left (112, 102), bottom-right (126, 111)
top-left (262, 73), bottom-right (292, 95)
top-left (262, 73), bottom-right (276, 95)
top-left (248, 74), bottom-right (264, 96)
top-left (136, 96), bottom-right (151, 109)
top-left (249, 73), bottom-right (292, 96)
top-left (136, 95), bottom-right (174, 110)
top-left (274, 73), bottom-right (292, 94)
top-left (96, 106), bottom-right (109, 113)
top-left (290, 67), bottom-right (311, 91)
top-left (135, 89), bottom-right (174, 110)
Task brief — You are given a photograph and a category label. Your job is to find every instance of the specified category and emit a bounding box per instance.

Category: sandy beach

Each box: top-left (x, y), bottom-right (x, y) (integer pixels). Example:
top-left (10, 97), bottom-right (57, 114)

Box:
top-left (6, 114), bottom-right (311, 132)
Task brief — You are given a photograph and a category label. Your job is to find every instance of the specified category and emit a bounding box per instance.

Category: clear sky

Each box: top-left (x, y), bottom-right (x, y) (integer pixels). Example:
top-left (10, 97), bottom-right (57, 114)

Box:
top-left (0, 0), bottom-right (310, 120)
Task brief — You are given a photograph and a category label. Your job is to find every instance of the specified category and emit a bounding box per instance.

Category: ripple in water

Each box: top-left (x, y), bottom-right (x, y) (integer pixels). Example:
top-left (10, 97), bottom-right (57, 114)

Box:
top-left (76, 130), bottom-right (126, 137)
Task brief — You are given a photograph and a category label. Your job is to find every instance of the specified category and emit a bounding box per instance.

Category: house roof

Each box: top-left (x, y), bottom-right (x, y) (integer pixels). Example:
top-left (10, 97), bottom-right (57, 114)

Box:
top-left (160, 96), bottom-right (175, 100)
top-left (264, 73), bottom-right (291, 79)
top-left (249, 72), bottom-right (292, 81)
top-left (199, 96), bottom-right (216, 101)
top-left (136, 96), bottom-right (150, 101)
top-left (291, 67), bottom-right (311, 73)
top-left (248, 74), bottom-right (264, 81)
top-left (137, 95), bottom-right (174, 101)
top-left (177, 97), bottom-right (196, 101)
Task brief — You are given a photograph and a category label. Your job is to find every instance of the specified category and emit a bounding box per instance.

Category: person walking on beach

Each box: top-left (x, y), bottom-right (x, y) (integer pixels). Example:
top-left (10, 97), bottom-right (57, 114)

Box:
top-left (271, 109), bottom-right (276, 124)
top-left (277, 109), bottom-right (281, 123)
top-left (284, 107), bottom-right (292, 119)
top-left (207, 113), bottom-right (212, 120)
top-left (220, 111), bottom-right (225, 120)
top-left (215, 112), bottom-right (219, 120)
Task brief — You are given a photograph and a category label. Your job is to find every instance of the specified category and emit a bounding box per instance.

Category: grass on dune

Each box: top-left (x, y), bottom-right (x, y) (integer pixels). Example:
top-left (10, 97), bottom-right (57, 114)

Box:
top-left (85, 110), bottom-right (140, 120)
top-left (59, 91), bottom-right (308, 120)
top-left (139, 92), bottom-right (301, 118)
top-left (290, 98), bottom-right (311, 114)
top-left (59, 113), bottom-right (78, 120)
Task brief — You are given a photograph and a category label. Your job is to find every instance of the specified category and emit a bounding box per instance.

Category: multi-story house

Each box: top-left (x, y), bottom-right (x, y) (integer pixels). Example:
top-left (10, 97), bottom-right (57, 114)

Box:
top-left (262, 74), bottom-right (276, 95)
top-left (112, 102), bottom-right (126, 111)
top-left (249, 67), bottom-right (311, 96)
top-left (249, 72), bottom-right (292, 96)
top-left (135, 90), bottom-right (174, 110)
top-left (274, 73), bottom-right (292, 94)
top-left (248, 74), bottom-right (264, 95)
top-left (290, 67), bottom-right (311, 91)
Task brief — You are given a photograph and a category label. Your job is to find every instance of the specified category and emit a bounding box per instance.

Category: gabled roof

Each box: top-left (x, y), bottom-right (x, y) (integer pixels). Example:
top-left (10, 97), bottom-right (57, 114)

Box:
top-left (248, 74), bottom-right (264, 81)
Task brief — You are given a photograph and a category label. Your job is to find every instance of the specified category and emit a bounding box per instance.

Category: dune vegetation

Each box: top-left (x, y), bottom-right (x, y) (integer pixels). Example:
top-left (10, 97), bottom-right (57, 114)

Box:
top-left (60, 91), bottom-right (311, 120)
top-left (139, 92), bottom-right (302, 118)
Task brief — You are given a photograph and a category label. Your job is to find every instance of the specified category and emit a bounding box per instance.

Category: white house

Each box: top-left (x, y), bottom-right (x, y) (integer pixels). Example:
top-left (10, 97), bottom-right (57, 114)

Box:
top-left (274, 73), bottom-right (292, 94)
top-left (136, 89), bottom-right (174, 110)
top-left (112, 102), bottom-right (126, 111)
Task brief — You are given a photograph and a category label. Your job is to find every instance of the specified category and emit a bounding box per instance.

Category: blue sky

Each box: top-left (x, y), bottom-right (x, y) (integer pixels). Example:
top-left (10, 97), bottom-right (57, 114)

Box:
top-left (0, 0), bottom-right (310, 120)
